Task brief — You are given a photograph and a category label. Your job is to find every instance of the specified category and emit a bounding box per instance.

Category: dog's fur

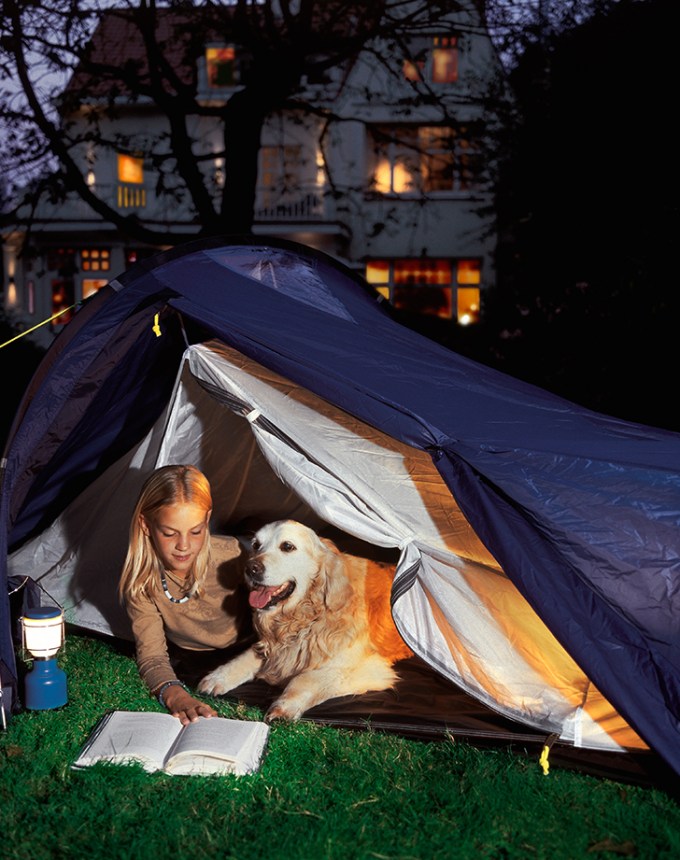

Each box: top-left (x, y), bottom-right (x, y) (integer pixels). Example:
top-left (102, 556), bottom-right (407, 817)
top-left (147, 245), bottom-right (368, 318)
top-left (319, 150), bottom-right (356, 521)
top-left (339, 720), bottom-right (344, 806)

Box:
top-left (198, 520), bottom-right (413, 721)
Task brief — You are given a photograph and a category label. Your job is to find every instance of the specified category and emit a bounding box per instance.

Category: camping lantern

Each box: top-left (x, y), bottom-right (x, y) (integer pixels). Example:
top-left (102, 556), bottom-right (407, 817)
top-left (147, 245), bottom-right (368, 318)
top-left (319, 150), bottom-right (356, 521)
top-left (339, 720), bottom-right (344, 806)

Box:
top-left (21, 607), bottom-right (68, 710)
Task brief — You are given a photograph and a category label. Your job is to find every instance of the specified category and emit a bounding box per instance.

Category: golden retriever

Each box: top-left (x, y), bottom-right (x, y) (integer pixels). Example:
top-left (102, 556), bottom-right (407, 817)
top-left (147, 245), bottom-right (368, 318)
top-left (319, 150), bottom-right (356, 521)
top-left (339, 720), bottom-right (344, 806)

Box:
top-left (198, 520), bottom-right (413, 721)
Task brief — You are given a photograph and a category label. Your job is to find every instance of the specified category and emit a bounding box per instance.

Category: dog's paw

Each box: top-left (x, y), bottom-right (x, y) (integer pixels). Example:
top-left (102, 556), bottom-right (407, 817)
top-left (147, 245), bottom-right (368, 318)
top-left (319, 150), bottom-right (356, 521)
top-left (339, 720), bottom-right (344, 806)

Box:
top-left (197, 667), bottom-right (236, 696)
top-left (264, 700), bottom-right (303, 723)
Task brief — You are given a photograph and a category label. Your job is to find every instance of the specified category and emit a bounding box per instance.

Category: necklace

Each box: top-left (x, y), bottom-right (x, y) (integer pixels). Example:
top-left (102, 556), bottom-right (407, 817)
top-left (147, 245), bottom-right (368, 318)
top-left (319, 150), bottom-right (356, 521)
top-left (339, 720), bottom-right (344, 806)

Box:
top-left (160, 571), bottom-right (190, 604)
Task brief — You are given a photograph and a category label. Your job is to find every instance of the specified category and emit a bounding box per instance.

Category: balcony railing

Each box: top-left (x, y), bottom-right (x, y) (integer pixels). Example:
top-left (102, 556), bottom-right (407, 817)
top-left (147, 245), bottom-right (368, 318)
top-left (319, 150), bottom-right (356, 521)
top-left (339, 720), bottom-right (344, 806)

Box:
top-left (254, 188), bottom-right (326, 222)
top-left (117, 184), bottom-right (147, 209)
top-left (30, 183), bottom-right (175, 222)
top-left (28, 183), bottom-right (335, 226)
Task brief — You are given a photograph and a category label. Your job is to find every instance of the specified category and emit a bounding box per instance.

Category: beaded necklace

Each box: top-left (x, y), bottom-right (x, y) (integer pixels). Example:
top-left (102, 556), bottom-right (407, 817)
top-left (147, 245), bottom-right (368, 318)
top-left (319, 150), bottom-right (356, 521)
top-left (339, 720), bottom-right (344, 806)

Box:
top-left (160, 571), bottom-right (190, 604)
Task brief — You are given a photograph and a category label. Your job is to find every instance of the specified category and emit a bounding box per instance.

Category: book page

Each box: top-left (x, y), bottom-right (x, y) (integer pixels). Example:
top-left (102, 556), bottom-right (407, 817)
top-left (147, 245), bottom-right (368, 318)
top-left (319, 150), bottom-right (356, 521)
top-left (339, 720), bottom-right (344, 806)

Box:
top-left (165, 717), bottom-right (270, 776)
top-left (73, 711), bottom-right (181, 772)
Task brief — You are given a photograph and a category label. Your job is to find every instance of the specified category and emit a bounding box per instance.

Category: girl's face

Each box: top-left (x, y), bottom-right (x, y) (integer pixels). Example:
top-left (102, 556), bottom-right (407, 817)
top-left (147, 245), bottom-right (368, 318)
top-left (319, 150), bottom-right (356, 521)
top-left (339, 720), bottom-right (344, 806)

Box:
top-left (141, 502), bottom-right (210, 577)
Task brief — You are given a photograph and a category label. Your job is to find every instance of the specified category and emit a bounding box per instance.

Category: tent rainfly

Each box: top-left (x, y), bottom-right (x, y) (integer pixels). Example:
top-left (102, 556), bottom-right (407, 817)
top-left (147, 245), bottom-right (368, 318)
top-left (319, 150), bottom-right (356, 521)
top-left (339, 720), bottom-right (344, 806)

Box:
top-left (2, 237), bottom-right (679, 786)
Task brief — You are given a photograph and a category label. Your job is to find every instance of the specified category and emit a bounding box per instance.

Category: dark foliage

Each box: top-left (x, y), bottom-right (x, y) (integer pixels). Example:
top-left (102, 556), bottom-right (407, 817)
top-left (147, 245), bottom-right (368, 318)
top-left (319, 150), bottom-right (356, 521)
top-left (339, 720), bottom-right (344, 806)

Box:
top-left (489, 0), bottom-right (678, 431)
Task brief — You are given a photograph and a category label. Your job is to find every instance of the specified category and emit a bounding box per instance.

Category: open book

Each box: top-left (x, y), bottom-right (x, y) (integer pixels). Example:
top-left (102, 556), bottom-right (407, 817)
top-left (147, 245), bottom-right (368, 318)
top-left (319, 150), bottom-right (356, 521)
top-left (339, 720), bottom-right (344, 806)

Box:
top-left (73, 710), bottom-right (270, 776)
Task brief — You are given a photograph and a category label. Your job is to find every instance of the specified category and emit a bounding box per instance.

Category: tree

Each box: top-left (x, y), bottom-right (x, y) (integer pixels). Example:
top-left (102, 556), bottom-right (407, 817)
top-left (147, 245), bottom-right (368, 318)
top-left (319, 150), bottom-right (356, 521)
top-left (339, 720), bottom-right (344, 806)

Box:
top-left (487, 0), bottom-right (679, 430)
top-left (0, 0), bottom-right (481, 246)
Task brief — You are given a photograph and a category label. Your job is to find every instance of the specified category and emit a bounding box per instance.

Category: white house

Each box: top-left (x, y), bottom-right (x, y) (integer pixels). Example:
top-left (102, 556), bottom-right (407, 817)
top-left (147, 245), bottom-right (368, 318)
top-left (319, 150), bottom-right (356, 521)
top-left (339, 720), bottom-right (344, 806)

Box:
top-left (2, 1), bottom-right (504, 346)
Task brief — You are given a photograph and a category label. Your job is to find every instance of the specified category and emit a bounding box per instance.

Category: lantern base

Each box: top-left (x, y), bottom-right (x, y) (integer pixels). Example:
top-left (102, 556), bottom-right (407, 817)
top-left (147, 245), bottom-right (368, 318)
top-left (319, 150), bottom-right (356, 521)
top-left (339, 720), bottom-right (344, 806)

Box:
top-left (25, 658), bottom-right (68, 710)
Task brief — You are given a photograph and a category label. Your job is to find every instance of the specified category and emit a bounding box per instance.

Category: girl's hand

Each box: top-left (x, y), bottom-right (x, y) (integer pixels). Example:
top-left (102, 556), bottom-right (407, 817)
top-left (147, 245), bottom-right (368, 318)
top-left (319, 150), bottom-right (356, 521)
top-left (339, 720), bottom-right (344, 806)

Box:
top-left (163, 685), bottom-right (217, 724)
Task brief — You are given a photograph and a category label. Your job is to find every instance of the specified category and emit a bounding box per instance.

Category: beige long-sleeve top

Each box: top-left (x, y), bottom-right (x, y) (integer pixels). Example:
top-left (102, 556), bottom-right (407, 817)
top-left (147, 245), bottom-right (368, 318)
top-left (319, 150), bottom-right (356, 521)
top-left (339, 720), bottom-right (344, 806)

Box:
top-left (125, 535), bottom-right (248, 695)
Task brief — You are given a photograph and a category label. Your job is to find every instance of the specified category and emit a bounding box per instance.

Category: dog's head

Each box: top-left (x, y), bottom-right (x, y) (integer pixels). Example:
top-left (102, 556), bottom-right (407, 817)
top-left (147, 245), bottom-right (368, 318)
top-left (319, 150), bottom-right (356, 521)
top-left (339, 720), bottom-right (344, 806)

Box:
top-left (244, 520), bottom-right (346, 613)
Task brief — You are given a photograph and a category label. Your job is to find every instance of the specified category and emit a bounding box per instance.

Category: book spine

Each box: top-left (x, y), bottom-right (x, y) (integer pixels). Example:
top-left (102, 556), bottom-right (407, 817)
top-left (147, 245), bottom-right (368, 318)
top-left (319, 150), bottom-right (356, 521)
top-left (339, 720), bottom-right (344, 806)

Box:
top-left (77, 711), bottom-right (114, 757)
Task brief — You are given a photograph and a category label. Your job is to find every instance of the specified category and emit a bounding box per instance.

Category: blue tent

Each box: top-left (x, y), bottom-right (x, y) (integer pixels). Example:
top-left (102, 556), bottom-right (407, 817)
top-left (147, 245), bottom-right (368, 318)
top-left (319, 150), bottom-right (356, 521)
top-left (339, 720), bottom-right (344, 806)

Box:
top-left (2, 237), bottom-right (678, 782)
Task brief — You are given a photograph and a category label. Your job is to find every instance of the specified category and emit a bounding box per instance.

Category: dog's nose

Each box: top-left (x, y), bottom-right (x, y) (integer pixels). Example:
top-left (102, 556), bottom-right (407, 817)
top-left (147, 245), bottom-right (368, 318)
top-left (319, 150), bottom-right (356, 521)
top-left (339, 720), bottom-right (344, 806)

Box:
top-left (246, 558), bottom-right (265, 581)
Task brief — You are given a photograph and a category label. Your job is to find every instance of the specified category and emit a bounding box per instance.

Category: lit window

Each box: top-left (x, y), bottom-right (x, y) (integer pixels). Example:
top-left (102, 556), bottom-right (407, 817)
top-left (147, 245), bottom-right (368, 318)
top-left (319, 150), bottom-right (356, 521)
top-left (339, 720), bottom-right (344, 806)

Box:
top-left (82, 279), bottom-right (109, 299)
top-left (457, 288), bottom-right (480, 325)
top-left (432, 36), bottom-right (458, 84)
top-left (81, 248), bottom-right (111, 273)
top-left (206, 46), bottom-right (239, 88)
top-left (457, 259), bottom-right (481, 284)
top-left (371, 125), bottom-right (478, 194)
top-left (372, 128), bottom-right (418, 194)
top-left (365, 260), bottom-right (390, 300)
top-left (51, 278), bottom-right (75, 326)
top-left (402, 36), bottom-right (458, 85)
top-left (394, 259), bottom-right (453, 286)
top-left (117, 154), bottom-right (144, 184)
top-left (117, 154), bottom-right (146, 208)
top-left (402, 58), bottom-right (424, 82)
top-left (393, 259), bottom-right (453, 319)
top-left (365, 258), bottom-right (482, 324)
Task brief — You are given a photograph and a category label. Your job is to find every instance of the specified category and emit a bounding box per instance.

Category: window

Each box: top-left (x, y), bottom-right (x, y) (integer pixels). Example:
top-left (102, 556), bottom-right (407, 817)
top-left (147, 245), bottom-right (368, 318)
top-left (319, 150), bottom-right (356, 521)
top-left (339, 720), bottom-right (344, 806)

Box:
top-left (51, 278), bottom-right (75, 326)
top-left (257, 144), bottom-right (323, 218)
top-left (420, 126), bottom-right (456, 192)
top-left (206, 46), bottom-right (239, 88)
top-left (370, 125), bottom-right (479, 195)
top-left (457, 287), bottom-right (481, 326)
top-left (81, 249), bottom-right (111, 273)
top-left (125, 248), bottom-right (157, 268)
top-left (403, 36), bottom-right (458, 85)
top-left (27, 279), bottom-right (35, 315)
top-left (117, 154), bottom-right (143, 184)
top-left (117, 154), bottom-right (146, 209)
top-left (82, 279), bottom-right (109, 299)
top-left (47, 248), bottom-right (77, 274)
top-left (260, 145), bottom-right (302, 194)
top-left (455, 259), bottom-right (481, 325)
top-left (365, 258), bottom-right (481, 324)
top-left (47, 248), bottom-right (77, 324)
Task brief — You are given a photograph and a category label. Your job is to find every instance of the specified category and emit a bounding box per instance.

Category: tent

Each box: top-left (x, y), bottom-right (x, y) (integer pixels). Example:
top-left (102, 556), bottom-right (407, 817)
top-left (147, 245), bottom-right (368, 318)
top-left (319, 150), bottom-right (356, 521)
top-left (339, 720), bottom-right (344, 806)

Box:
top-left (2, 236), bottom-right (679, 786)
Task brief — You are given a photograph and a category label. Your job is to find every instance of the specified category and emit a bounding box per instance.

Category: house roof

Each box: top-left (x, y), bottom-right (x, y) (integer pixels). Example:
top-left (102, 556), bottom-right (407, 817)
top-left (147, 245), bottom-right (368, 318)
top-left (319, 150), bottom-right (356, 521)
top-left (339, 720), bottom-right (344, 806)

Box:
top-left (62, 1), bottom-right (492, 106)
top-left (64, 9), bottom-right (200, 102)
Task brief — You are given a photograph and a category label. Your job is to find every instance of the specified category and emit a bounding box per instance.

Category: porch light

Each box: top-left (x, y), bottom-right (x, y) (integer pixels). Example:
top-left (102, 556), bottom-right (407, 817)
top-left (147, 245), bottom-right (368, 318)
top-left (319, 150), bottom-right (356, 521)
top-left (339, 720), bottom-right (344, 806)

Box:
top-left (214, 157), bottom-right (225, 187)
top-left (21, 607), bottom-right (68, 710)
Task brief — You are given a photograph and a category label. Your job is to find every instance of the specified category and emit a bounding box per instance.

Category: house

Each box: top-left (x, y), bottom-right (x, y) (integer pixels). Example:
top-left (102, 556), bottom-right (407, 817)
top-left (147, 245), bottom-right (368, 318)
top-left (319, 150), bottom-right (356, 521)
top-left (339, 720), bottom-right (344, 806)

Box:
top-left (2, 1), bottom-right (504, 347)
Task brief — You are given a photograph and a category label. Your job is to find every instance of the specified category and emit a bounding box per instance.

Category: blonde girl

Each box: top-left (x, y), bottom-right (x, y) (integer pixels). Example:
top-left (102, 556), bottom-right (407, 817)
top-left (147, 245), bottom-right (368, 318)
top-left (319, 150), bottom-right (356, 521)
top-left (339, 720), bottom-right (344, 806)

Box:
top-left (120, 465), bottom-right (251, 724)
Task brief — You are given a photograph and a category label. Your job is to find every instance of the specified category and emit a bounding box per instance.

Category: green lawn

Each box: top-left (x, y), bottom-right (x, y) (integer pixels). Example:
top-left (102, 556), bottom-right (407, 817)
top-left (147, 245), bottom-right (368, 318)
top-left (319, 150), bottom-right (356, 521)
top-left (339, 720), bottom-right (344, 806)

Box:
top-left (1, 633), bottom-right (678, 860)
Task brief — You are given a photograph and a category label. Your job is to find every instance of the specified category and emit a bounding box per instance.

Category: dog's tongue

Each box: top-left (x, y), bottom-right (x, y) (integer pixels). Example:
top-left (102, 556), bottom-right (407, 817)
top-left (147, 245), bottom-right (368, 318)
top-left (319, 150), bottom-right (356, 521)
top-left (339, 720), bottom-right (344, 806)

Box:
top-left (249, 585), bottom-right (279, 609)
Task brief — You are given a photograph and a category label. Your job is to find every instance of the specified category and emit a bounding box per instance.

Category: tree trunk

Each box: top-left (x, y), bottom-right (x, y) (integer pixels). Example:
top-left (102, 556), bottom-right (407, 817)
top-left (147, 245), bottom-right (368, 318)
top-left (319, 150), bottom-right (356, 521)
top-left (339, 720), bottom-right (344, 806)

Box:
top-left (213, 88), bottom-right (269, 236)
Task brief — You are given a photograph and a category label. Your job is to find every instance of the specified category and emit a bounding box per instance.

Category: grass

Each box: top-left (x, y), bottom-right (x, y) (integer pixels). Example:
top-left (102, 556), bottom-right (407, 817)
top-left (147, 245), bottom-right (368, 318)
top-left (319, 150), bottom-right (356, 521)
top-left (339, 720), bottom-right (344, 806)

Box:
top-left (1, 633), bottom-right (678, 860)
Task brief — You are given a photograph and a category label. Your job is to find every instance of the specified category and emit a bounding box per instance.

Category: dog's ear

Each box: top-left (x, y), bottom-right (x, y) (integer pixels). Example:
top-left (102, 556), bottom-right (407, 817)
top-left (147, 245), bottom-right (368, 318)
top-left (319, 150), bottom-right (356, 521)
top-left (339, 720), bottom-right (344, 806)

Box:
top-left (318, 550), bottom-right (353, 612)
top-left (320, 536), bottom-right (341, 555)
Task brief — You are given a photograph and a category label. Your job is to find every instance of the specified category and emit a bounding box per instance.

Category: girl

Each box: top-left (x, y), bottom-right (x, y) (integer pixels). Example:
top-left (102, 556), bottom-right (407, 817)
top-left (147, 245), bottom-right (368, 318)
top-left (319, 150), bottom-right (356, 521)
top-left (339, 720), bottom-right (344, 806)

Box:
top-left (119, 464), bottom-right (252, 724)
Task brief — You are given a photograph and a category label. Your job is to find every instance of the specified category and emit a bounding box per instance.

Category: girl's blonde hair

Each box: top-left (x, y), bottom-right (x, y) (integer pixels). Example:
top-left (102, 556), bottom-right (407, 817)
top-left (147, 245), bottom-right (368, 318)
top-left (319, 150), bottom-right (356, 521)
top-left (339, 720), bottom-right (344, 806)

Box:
top-left (118, 464), bottom-right (213, 604)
